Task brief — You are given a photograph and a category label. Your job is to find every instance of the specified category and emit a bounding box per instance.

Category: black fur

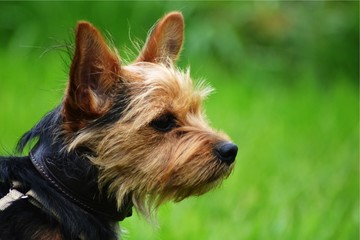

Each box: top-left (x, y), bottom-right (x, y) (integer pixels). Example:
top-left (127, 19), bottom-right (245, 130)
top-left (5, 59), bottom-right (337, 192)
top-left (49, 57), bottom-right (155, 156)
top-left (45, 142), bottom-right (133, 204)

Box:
top-left (0, 100), bottom-right (130, 239)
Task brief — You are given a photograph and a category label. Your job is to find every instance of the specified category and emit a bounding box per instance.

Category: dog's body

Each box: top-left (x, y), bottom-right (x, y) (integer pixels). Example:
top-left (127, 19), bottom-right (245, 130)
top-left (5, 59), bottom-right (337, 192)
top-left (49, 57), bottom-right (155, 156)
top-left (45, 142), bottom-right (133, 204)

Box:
top-left (0, 12), bottom-right (237, 240)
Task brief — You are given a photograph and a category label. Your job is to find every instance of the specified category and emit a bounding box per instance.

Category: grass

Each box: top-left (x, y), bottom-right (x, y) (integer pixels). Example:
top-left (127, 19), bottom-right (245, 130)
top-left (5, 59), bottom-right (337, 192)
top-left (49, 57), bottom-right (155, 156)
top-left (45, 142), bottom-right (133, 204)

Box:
top-left (0, 49), bottom-right (357, 239)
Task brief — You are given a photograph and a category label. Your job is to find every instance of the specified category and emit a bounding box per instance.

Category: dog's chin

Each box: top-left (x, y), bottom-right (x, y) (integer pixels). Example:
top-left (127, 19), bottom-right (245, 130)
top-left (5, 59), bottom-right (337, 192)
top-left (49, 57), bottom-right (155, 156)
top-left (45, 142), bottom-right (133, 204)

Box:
top-left (128, 157), bottom-right (234, 213)
top-left (171, 179), bottom-right (225, 203)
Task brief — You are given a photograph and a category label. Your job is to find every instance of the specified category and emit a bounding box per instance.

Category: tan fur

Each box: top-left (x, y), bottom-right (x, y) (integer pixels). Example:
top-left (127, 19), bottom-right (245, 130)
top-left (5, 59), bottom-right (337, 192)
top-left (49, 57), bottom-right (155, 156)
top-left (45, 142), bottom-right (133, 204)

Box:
top-left (63, 12), bottom-right (236, 218)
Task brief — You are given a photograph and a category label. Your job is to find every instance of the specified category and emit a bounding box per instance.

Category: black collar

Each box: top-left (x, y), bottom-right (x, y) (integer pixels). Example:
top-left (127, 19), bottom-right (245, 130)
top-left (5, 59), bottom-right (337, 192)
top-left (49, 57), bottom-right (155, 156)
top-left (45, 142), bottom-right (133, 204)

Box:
top-left (29, 147), bottom-right (132, 222)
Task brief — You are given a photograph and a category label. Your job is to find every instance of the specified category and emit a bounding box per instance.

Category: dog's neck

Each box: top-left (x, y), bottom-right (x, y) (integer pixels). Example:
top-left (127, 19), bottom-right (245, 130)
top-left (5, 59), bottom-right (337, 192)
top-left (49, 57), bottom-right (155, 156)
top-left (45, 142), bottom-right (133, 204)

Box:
top-left (17, 106), bottom-right (132, 221)
top-left (29, 143), bottom-right (132, 221)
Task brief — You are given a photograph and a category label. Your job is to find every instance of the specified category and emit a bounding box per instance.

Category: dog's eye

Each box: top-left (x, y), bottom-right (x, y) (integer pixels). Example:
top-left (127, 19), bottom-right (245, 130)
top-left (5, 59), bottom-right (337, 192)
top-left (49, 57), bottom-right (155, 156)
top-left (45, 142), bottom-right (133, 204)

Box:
top-left (150, 114), bottom-right (177, 132)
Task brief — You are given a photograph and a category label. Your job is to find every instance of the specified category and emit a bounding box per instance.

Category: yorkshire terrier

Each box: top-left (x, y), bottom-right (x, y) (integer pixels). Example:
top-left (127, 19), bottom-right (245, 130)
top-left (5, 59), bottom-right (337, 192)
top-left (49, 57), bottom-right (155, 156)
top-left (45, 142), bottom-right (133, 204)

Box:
top-left (0, 12), bottom-right (237, 240)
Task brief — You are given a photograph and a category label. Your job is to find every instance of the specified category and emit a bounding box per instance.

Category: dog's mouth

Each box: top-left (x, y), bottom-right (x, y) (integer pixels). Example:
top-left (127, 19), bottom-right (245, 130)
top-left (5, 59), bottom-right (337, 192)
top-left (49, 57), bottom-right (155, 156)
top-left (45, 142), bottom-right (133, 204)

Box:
top-left (161, 168), bottom-right (231, 203)
top-left (158, 156), bottom-right (233, 198)
top-left (207, 157), bottom-right (234, 182)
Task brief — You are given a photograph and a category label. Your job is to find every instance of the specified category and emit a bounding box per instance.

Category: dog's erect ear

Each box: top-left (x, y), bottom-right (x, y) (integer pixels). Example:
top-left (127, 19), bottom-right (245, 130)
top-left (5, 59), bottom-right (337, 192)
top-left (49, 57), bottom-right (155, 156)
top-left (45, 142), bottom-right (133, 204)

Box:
top-left (136, 12), bottom-right (184, 64)
top-left (63, 21), bottom-right (120, 132)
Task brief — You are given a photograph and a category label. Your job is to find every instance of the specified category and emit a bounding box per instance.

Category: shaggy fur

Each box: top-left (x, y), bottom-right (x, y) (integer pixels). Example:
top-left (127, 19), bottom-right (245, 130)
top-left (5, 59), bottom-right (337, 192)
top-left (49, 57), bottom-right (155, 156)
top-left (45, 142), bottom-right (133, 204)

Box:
top-left (0, 12), bottom-right (237, 240)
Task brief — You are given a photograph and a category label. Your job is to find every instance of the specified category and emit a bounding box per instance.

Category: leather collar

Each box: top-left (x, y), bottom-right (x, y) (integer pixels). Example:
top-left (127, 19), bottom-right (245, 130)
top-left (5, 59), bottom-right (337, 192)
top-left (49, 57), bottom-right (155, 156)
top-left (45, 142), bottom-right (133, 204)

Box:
top-left (29, 146), bottom-right (132, 221)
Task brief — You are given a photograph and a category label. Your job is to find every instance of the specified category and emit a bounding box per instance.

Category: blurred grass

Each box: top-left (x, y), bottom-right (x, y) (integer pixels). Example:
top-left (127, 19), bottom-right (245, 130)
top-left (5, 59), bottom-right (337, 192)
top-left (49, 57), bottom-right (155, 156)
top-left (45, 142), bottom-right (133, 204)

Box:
top-left (0, 2), bottom-right (358, 240)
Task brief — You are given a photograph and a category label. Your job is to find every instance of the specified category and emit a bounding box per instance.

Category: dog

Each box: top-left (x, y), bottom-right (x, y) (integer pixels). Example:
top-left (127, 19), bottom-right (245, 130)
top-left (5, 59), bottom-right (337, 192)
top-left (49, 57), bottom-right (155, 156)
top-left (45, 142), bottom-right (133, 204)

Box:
top-left (0, 12), bottom-right (237, 240)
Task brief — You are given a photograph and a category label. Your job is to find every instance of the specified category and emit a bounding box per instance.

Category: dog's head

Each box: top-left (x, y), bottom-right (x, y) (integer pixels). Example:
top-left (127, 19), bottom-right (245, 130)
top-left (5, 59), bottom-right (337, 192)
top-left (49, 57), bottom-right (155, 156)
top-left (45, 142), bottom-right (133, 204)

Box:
top-left (62, 12), bottom-right (237, 216)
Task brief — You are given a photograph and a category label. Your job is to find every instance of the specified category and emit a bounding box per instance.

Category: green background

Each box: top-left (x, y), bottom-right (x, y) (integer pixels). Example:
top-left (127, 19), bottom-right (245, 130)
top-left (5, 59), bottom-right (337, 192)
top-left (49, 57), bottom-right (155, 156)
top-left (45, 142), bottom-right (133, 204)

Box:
top-left (0, 2), bottom-right (358, 240)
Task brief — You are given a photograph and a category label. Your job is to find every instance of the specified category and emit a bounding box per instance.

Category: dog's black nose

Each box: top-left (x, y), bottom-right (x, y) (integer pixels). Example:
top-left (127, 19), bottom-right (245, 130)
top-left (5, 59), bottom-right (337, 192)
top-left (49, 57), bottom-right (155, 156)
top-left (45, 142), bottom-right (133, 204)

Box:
top-left (215, 142), bottom-right (238, 165)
